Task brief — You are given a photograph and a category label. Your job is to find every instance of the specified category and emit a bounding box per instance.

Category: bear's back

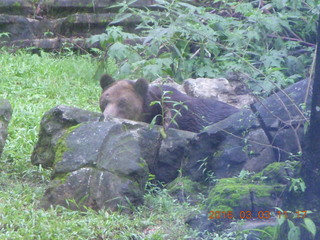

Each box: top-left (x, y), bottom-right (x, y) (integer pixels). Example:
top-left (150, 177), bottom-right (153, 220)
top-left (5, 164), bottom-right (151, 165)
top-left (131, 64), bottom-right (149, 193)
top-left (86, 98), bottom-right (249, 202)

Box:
top-left (146, 85), bottom-right (239, 132)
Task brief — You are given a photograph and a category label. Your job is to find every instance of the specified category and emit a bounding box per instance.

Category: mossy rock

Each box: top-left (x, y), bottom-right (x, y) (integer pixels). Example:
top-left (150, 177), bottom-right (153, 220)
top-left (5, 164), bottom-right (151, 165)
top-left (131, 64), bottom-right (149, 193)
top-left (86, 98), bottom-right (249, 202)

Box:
top-left (53, 124), bottom-right (81, 165)
top-left (166, 176), bottom-right (207, 203)
top-left (253, 161), bottom-right (301, 184)
top-left (206, 178), bottom-right (286, 217)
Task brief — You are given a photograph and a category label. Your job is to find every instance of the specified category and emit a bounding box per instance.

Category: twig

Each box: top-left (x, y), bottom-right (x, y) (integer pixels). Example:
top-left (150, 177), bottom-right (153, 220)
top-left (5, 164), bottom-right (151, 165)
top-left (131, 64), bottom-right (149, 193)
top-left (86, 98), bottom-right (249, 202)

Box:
top-left (267, 34), bottom-right (316, 48)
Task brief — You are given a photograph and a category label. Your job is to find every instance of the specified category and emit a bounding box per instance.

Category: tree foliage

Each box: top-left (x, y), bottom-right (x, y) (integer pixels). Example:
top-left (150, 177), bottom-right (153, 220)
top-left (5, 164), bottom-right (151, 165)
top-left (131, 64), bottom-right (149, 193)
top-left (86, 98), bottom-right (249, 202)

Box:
top-left (89, 0), bottom-right (318, 95)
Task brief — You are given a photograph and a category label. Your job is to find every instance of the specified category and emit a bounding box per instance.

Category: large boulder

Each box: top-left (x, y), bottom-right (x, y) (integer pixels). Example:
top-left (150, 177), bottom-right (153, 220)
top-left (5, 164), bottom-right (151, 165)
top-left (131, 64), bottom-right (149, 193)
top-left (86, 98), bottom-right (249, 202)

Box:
top-left (183, 108), bottom-right (276, 181)
top-left (32, 105), bottom-right (196, 210)
top-left (206, 161), bottom-right (300, 217)
top-left (0, 99), bottom-right (12, 158)
top-left (31, 105), bottom-right (101, 168)
top-left (183, 79), bottom-right (310, 181)
top-left (253, 79), bottom-right (310, 162)
top-left (40, 121), bottom-right (151, 210)
top-left (183, 78), bottom-right (255, 108)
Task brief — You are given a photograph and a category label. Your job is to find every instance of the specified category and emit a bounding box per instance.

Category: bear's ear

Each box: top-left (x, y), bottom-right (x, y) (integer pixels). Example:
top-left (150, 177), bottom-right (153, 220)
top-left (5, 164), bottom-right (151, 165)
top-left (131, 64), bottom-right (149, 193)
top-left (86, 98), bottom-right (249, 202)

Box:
top-left (100, 74), bottom-right (115, 89)
top-left (134, 78), bottom-right (149, 97)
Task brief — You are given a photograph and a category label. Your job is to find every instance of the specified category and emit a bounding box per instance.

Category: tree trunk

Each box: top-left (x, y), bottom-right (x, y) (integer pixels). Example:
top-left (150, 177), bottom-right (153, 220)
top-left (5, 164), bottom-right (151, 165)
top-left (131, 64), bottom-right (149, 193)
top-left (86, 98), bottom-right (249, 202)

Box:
top-left (302, 14), bottom-right (320, 207)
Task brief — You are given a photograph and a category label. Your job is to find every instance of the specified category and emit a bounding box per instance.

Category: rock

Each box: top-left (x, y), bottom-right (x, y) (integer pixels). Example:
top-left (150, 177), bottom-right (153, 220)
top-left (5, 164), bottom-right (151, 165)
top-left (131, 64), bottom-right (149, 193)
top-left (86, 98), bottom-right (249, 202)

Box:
top-left (32, 79), bottom-right (311, 211)
top-left (230, 219), bottom-right (278, 240)
top-left (186, 212), bottom-right (216, 236)
top-left (206, 177), bottom-right (286, 219)
top-left (40, 121), bottom-right (151, 210)
top-left (166, 176), bottom-right (207, 204)
top-left (43, 0), bottom-right (154, 14)
top-left (184, 77), bottom-right (234, 98)
top-left (0, 99), bottom-right (12, 158)
top-left (183, 78), bottom-right (255, 108)
top-left (253, 161), bottom-right (300, 185)
top-left (189, 161), bottom-right (300, 235)
top-left (0, 15), bottom-right (35, 41)
top-left (205, 161), bottom-right (300, 221)
top-left (151, 77), bottom-right (186, 93)
top-left (0, 0), bottom-right (33, 15)
top-left (154, 128), bottom-right (195, 183)
top-left (253, 79), bottom-right (310, 161)
top-left (183, 79), bottom-right (310, 182)
top-left (31, 105), bottom-right (101, 167)
top-left (183, 109), bottom-right (276, 181)
top-left (0, 0), bottom-right (152, 50)
top-left (33, 105), bottom-right (196, 210)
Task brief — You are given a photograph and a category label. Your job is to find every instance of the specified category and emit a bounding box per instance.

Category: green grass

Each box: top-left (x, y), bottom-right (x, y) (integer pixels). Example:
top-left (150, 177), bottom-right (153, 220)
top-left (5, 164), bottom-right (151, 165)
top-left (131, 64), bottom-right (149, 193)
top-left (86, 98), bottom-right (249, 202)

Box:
top-left (0, 49), bottom-right (218, 239)
top-left (0, 50), bottom-right (100, 176)
top-left (0, 174), bottom-right (203, 239)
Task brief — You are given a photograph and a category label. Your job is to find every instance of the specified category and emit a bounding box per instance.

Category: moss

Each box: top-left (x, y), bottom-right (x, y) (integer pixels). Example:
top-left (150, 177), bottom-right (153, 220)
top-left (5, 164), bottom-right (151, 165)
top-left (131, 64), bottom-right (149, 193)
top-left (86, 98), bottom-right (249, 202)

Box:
top-left (53, 124), bottom-right (81, 165)
top-left (253, 163), bottom-right (280, 182)
top-left (253, 161), bottom-right (301, 184)
top-left (167, 176), bottom-right (206, 196)
top-left (261, 162), bottom-right (285, 173)
top-left (207, 178), bottom-right (285, 212)
top-left (212, 205), bottom-right (233, 212)
top-left (13, 2), bottom-right (21, 7)
top-left (67, 15), bottom-right (76, 23)
top-left (207, 178), bottom-right (248, 210)
top-left (52, 172), bottom-right (71, 184)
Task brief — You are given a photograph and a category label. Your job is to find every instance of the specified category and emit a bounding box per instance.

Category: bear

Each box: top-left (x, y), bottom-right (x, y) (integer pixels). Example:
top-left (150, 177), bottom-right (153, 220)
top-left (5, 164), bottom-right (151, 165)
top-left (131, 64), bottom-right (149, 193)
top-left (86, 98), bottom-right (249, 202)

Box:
top-left (99, 74), bottom-right (239, 133)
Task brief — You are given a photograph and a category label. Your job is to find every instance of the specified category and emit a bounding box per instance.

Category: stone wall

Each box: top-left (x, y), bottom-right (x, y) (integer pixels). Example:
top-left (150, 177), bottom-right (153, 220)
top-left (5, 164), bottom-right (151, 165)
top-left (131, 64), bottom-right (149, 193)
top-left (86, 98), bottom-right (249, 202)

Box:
top-left (0, 0), bottom-right (153, 50)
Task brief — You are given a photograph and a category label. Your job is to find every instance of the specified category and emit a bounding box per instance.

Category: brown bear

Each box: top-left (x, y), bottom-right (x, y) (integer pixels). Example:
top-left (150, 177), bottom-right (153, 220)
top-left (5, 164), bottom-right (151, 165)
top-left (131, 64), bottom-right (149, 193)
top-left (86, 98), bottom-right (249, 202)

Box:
top-left (99, 74), bottom-right (239, 133)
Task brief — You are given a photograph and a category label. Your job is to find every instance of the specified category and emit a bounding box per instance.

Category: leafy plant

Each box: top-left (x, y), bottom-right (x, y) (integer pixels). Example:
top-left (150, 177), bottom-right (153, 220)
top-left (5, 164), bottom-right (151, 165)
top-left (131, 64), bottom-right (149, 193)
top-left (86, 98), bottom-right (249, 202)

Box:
top-left (89, 0), bottom-right (317, 95)
top-left (197, 157), bottom-right (217, 183)
top-left (149, 88), bottom-right (188, 138)
top-left (237, 170), bottom-right (254, 180)
top-left (288, 177), bottom-right (306, 192)
top-left (275, 208), bottom-right (316, 240)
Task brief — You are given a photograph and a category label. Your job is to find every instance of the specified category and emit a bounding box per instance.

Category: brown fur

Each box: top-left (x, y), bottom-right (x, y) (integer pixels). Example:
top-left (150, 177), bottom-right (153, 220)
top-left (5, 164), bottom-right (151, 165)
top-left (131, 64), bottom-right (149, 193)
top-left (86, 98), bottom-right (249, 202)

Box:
top-left (99, 74), bottom-right (239, 132)
top-left (99, 75), bottom-right (148, 121)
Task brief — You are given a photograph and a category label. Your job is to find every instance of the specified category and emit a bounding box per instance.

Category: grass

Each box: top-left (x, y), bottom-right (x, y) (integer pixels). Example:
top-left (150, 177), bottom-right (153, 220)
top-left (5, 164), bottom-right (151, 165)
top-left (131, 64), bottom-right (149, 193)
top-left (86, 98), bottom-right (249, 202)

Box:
top-left (0, 49), bottom-right (223, 239)
top-left (0, 174), bottom-right (202, 239)
top-left (0, 174), bottom-right (207, 239)
top-left (0, 50), bottom-right (100, 176)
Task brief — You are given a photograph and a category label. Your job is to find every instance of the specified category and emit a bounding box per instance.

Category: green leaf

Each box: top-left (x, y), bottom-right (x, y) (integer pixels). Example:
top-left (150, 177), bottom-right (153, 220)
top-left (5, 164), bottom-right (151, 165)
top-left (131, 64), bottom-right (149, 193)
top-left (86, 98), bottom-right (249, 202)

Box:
top-left (149, 114), bottom-right (161, 129)
top-left (118, 62), bottom-right (132, 78)
top-left (110, 13), bottom-right (133, 25)
top-left (288, 219), bottom-right (295, 229)
top-left (160, 127), bottom-right (167, 139)
top-left (171, 109), bottom-right (182, 116)
top-left (303, 218), bottom-right (316, 238)
top-left (149, 101), bottom-right (161, 107)
top-left (304, 121), bottom-right (309, 135)
top-left (108, 42), bottom-right (132, 61)
top-left (142, 64), bottom-right (163, 79)
top-left (87, 33), bottom-right (109, 49)
top-left (288, 226), bottom-right (300, 240)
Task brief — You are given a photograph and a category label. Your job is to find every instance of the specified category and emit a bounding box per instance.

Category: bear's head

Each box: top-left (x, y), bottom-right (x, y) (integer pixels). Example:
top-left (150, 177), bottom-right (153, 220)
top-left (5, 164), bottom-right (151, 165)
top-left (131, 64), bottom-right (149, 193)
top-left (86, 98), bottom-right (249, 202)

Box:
top-left (99, 74), bottom-right (149, 121)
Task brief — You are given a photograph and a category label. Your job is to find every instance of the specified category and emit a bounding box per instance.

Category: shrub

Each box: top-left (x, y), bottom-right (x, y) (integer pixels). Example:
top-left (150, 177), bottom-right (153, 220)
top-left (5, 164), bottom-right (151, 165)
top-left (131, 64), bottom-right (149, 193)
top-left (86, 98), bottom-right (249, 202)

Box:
top-left (89, 0), bottom-right (317, 95)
